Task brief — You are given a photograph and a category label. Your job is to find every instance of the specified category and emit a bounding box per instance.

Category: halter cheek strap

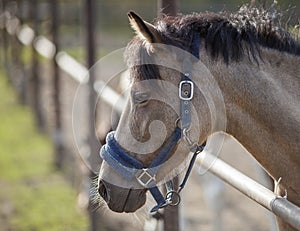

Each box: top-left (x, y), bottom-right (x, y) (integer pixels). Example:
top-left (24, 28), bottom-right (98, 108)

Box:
top-left (180, 58), bottom-right (194, 130)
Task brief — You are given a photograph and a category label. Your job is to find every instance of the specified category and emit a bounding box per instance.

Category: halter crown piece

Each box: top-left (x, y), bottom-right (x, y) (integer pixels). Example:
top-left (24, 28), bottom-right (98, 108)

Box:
top-left (100, 34), bottom-right (205, 213)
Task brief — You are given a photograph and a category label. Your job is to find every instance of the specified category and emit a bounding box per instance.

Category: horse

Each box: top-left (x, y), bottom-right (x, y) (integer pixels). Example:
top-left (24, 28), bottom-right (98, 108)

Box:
top-left (97, 5), bottom-right (300, 231)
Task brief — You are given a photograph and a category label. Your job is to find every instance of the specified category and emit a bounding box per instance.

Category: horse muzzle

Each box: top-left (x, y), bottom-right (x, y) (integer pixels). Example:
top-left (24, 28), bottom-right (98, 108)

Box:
top-left (99, 129), bottom-right (182, 212)
top-left (98, 179), bottom-right (146, 213)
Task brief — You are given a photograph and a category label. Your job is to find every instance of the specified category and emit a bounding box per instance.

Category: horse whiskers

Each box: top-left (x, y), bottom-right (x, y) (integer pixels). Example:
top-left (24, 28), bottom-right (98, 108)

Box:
top-left (89, 189), bottom-right (111, 214)
top-left (91, 174), bottom-right (100, 187)
top-left (88, 173), bottom-right (103, 211)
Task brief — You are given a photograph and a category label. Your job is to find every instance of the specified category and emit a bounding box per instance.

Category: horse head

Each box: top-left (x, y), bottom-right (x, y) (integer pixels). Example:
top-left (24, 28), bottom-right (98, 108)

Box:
top-left (95, 6), bottom-right (300, 231)
top-left (97, 11), bottom-right (212, 213)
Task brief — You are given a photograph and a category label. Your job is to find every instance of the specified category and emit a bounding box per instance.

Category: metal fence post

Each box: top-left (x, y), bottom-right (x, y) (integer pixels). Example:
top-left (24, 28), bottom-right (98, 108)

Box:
top-left (158, 0), bottom-right (178, 16)
top-left (51, 0), bottom-right (64, 169)
top-left (85, 0), bottom-right (102, 230)
top-left (30, 0), bottom-right (43, 130)
top-left (1, 0), bottom-right (8, 72)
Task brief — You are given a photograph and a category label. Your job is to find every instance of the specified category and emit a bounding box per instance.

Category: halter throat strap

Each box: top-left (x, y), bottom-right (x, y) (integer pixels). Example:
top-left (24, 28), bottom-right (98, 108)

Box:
top-left (179, 31), bottom-right (199, 132)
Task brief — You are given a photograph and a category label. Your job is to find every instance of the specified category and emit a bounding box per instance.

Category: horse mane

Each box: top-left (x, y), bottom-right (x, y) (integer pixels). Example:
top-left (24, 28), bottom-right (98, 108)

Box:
top-left (125, 4), bottom-right (300, 81)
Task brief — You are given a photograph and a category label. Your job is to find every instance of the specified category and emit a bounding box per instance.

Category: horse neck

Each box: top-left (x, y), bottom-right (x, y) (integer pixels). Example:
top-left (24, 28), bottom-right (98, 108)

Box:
top-left (202, 47), bottom-right (300, 187)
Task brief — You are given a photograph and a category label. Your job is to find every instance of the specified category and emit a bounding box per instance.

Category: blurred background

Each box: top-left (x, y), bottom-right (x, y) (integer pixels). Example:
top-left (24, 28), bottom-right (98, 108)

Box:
top-left (0, 0), bottom-right (299, 231)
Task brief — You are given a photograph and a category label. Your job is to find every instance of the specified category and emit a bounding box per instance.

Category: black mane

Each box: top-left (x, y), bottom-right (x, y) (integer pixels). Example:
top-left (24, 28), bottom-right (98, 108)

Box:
top-left (155, 5), bottom-right (300, 63)
top-left (126, 5), bottom-right (300, 81)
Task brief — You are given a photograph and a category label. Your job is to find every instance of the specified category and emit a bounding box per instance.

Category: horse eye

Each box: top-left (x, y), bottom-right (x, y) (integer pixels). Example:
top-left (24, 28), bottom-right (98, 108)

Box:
top-left (133, 92), bottom-right (150, 105)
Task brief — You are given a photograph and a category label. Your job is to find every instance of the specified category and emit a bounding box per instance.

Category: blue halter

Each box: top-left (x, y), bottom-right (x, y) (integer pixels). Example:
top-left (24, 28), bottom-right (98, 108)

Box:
top-left (99, 68), bottom-right (203, 213)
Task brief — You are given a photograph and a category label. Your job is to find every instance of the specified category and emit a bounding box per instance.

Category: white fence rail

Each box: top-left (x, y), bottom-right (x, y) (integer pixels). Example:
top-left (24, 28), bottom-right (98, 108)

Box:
top-left (197, 151), bottom-right (300, 230)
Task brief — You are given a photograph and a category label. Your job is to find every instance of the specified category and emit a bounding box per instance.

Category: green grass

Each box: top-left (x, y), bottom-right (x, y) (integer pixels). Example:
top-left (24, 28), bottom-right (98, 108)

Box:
top-left (0, 71), bottom-right (88, 231)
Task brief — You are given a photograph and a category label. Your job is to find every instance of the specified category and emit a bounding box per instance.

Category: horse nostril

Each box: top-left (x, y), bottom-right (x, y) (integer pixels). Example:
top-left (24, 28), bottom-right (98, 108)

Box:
top-left (98, 180), bottom-right (109, 202)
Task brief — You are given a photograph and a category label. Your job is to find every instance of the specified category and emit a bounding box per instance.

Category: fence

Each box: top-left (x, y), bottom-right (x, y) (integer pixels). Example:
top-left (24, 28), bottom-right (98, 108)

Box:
top-left (0, 0), bottom-right (180, 230)
top-left (1, 1), bottom-right (300, 231)
top-left (1, 1), bottom-right (102, 231)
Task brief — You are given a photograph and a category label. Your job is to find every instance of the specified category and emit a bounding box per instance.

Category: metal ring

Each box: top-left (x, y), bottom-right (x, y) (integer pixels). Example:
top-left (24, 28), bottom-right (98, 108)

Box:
top-left (175, 117), bottom-right (181, 128)
top-left (165, 190), bottom-right (181, 206)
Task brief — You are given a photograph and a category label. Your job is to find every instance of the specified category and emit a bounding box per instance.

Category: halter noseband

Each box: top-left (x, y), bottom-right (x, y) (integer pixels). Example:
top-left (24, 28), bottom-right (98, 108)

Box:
top-left (101, 125), bottom-right (181, 212)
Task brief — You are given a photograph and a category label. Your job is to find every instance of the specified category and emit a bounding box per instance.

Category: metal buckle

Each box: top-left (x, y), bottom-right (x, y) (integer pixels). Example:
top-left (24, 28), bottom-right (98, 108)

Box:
top-left (136, 168), bottom-right (156, 187)
top-left (179, 80), bottom-right (194, 100)
top-left (165, 190), bottom-right (181, 206)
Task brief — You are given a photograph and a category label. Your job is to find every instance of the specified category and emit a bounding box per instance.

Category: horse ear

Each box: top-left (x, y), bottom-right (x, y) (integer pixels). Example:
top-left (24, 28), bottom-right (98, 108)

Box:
top-left (127, 11), bottom-right (162, 44)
